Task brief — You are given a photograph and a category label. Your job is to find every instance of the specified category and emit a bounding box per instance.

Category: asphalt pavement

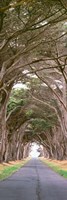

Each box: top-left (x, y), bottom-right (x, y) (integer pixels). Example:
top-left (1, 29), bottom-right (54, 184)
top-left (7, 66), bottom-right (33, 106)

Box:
top-left (0, 159), bottom-right (67, 200)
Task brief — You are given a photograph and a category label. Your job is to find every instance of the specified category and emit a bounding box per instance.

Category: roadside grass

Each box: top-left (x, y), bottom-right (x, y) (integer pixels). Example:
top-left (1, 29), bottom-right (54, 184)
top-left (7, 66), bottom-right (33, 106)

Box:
top-left (40, 158), bottom-right (67, 178)
top-left (0, 158), bottom-right (30, 180)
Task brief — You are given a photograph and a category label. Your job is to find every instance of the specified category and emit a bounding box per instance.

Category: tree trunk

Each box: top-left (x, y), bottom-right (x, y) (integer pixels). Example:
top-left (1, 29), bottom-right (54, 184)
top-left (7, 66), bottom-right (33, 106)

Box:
top-left (62, 77), bottom-right (67, 138)
top-left (0, 84), bottom-right (13, 162)
top-left (0, 106), bottom-right (7, 162)
top-left (23, 143), bottom-right (30, 158)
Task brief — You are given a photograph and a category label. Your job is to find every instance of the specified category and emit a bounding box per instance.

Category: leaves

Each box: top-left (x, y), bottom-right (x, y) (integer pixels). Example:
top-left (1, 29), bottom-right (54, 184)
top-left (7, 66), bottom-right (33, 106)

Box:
top-left (7, 88), bottom-right (27, 113)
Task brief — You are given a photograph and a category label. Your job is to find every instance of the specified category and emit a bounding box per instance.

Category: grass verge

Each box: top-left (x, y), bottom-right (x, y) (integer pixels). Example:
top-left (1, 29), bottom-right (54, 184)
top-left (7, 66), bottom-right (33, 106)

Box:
top-left (40, 158), bottom-right (67, 178)
top-left (0, 158), bottom-right (30, 180)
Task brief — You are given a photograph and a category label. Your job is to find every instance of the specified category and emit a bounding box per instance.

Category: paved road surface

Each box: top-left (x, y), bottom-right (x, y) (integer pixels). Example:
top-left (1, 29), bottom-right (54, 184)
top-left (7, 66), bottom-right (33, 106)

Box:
top-left (0, 159), bottom-right (67, 200)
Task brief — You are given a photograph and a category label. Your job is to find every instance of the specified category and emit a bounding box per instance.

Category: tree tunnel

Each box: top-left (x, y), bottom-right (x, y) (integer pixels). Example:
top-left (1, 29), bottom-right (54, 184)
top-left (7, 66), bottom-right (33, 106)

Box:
top-left (0, 85), bottom-right (66, 162)
top-left (0, 0), bottom-right (67, 162)
top-left (0, 77), bottom-right (67, 162)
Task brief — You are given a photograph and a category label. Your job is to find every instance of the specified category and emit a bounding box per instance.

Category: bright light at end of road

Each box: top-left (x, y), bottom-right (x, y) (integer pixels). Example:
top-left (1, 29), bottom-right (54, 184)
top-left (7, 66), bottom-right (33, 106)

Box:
top-left (29, 143), bottom-right (40, 158)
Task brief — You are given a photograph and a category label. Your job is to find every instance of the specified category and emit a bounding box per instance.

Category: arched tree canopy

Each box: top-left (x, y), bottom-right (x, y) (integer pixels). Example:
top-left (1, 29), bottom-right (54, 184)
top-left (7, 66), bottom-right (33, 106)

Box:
top-left (0, 0), bottom-right (67, 162)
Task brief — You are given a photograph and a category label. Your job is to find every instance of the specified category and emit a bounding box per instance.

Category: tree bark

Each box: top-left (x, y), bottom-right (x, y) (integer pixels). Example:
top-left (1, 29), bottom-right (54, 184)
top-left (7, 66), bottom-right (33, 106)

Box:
top-left (0, 84), bottom-right (13, 162)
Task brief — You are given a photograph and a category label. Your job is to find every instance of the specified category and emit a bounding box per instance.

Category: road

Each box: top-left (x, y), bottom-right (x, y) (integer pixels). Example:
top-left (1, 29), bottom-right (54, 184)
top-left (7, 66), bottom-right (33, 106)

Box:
top-left (0, 159), bottom-right (67, 200)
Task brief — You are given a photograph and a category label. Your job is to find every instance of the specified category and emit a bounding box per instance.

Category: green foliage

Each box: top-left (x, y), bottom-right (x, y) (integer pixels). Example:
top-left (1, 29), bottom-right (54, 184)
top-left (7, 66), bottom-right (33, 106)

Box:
top-left (31, 118), bottom-right (48, 131)
top-left (11, 88), bottom-right (27, 99)
top-left (31, 117), bottom-right (57, 132)
top-left (7, 97), bottom-right (24, 113)
top-left (7, 88), bottom-right (28, 114)
top-left (26, 109), bottom-right (33, 117)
